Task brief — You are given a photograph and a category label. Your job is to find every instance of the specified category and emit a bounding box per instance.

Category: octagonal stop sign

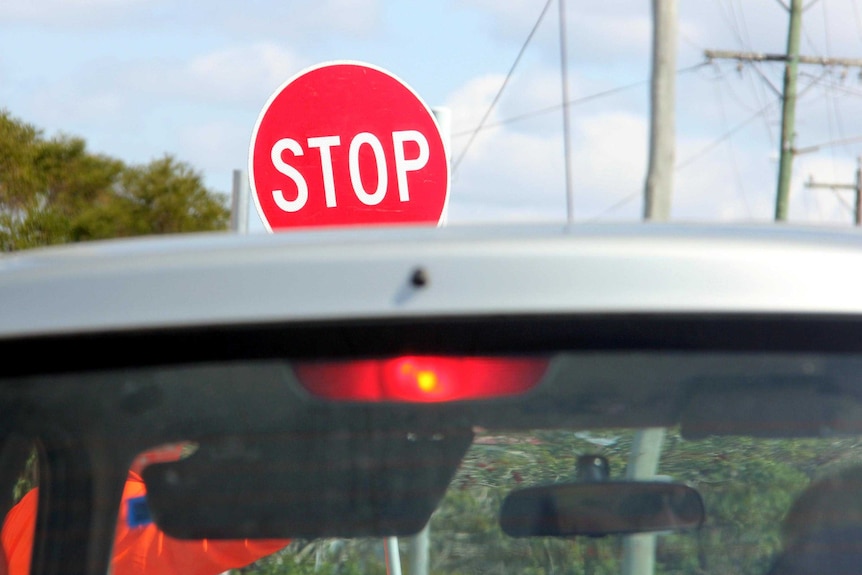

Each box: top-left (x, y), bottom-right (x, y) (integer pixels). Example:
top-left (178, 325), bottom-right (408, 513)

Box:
top-left (249, 61), bottom-right (450, 231)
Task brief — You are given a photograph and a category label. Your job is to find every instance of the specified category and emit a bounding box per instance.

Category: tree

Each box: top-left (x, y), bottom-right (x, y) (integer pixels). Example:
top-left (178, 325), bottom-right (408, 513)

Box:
top-left (113, 155), bottom-right (230, 236)
top-left (0, 110), bottom-right (230, 251)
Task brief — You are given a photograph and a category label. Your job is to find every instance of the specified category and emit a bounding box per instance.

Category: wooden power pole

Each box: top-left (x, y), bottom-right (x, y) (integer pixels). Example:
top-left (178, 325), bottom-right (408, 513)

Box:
top-left (775, 0), bottom-right (802, 222)
top-left (642, 0), bottom-right (677, 220)
top-left (624, 2), bottom-right (676, 575)
top-left (705, 0), bottom-right (862, 222)
top-left (805, 157), bottom-right (862, 226)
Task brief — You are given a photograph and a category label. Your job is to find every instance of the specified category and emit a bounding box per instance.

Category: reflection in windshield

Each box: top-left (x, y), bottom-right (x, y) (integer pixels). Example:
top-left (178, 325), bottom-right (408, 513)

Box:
top-left (0, 442), bottom-right (37, 575)
top-left (192, 428), bottom-right (862, 575)
top-left (0, 444), bottom-right (290, 575)
top-left (4, 426), bottom-right (862, 573)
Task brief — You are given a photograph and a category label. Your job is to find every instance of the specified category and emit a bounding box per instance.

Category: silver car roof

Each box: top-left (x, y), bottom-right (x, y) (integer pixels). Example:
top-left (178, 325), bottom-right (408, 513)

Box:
top-left (2, 222), bottom-right (862, 339)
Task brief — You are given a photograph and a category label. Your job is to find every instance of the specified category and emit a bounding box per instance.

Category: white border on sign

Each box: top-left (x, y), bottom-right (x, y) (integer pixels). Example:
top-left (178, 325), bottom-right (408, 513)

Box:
top-left (247, 60), bottom-right (451, 233)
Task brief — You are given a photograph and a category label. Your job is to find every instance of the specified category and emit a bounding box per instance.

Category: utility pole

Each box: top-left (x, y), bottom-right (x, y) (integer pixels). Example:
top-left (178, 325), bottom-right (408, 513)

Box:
top-left (623, 3), bottom-right (676, 575)
top-left (705, 0), bottom-right (862, 222)
top-left (804, 157), bottom-right (862, 226)
top-left (559, 0), bottom-right (575, 223)
top-left (775, 0), bottom-right (802, 222)
top-left (230, 170), bottom-right (250, 234)
top-left (643, 0), bottom-right (677, 220)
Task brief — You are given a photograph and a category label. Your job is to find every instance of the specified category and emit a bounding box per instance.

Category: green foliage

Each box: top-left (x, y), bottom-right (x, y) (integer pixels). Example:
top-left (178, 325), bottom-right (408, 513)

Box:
top-left (0, 109), bottom-right (230, 251)
top-left (238, 541), bottom-right (386, 575)
top-left (237, 430), bottom-right (862, 575)
top-left (12, 448), bottom-right (37, 503)
top-left (115, 156), bottom-right (231, 236)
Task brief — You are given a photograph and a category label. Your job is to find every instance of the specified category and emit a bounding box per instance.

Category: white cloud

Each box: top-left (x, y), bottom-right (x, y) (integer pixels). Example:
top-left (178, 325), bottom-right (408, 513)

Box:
top-left (212, 0), bottom-right (382, 40)
top-left (147, 43), bottom-right (305, 105)
top-left (445, 72), bottom-right (652, 223)
top-left (176, 119), bottom-right (248, 175)
top-left (0, 0), bottom-right (152, 26)
top-left (458, 0), bottom-right (652, 62)
top-left (19, 41), bottom-right (305, 182)
top-left (570, 112), bottom-right (649, 219)
top-left (0, 0), bottom-right (382, 40)
top-left (673, 138), bottom-right (773, 222)
top-left (27, 42), bottom-right (304, 131)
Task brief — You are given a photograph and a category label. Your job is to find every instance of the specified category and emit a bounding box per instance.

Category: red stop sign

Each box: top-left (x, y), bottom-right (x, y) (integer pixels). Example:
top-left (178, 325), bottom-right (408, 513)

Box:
top-left (249, 61), bottom-right (450, 231)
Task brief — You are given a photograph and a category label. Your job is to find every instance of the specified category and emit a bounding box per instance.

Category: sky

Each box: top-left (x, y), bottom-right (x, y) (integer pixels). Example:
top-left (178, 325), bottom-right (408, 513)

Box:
top-left (3, 0), bottom-right (862, 232)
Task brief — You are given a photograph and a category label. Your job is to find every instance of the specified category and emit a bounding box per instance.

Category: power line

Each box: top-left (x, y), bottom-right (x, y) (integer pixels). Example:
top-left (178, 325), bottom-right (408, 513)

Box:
top-left (704, 0), bottom-right (862, 220)
top-left (718, 0), bottom-right (747, 47)
top-left (735, 0), bottom-right (755, 48)
top-left (822, 0), bottom-right (832, 57)
top-left (452, 63), bottom-right (706, 138)
top-left (451, 0), bottom-right (553, 175)
top-left (676, 100), bottom-right (779, 170)
top-left (586, 190), bottom-right (640, 222)
top-left (707, 60), bottom-right (780, 112)
top-left (590, 74), bottom-right (771, 221)
top-left (819, 0), bottom-right (848, 190)
top-left (852, 0), bottom-right (862, 44)
top-left (559, 0), bottom-right (574, 223)
top-left (798, 74), bottom-right (862, 97)
top-left (728, 0), bottom-right (781, 133)
top-left (715, 73), bottom-right (753, 216)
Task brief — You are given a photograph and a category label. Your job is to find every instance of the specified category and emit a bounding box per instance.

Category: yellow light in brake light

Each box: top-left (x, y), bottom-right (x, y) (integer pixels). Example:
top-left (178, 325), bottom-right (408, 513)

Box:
top-left (293, 356), bottom-right (549, 403)
top-left (416, 371), bottom-right (438, 393)
top-left (398, 360), bottom-right (440, 394)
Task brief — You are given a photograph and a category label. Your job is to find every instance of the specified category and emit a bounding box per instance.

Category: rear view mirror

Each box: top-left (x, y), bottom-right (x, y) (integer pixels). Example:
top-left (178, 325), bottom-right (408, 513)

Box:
top-left (500, 481), bottom-right (704, 538)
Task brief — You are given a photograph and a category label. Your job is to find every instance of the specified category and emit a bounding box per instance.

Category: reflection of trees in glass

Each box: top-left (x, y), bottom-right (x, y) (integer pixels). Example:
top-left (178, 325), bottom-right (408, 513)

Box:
top-left (239, 430), bottom-right (862, 575)
top-left (12, 448), bottom-right (37, 503)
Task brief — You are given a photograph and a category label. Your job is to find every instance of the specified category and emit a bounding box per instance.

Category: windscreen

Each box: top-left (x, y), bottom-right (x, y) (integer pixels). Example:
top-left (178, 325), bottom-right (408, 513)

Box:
top-left (6, 350), bottom-right (862, 575)
top-left (122, 429), bottom-right (862, 575)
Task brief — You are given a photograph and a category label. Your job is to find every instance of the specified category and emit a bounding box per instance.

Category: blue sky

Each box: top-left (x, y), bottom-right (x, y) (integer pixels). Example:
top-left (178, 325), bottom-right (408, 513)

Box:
top-left (3, 0), bottom-right (862, 232)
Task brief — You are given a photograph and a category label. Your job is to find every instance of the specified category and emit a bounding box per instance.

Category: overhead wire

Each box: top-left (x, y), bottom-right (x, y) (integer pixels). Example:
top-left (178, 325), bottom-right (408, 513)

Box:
top-left (717, 0), bottom-right (779, 143)
top-left (717, 0), bottom-right (743, 44)
top-left (737, 0), bottom-right (782, 141)
top-left (589, 78), bottom-right (777, 221)
top-left (822, 2), bottom-right (845, 167)
top-left (715, 67), bottom-right (753, 217)
top-left (451, 0), bottom-right (553, 175)
top-left (592, 0), bottom-right (860, 223)
top-left (852, 0), bottom-right (862, 43)
top-left (800, 74), bottom-right (862, 97)
top-left (735, 0), bottom-right (753, 42)
top-left (452, 63), bottom-right (706, 137)
top-left (585, 190), bottom-right (641, 222)
top-left (676, 99), bottom-right (780, 171)
top-left (706, 60), bottom-right (778, 111)
top-left (797, 0), bottom-right (832, 210)
top-left (825, 1), bottom-right (856, 219)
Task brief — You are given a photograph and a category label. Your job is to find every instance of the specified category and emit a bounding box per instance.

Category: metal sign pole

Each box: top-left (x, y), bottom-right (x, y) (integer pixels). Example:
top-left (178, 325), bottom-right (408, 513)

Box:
top-left (230, 169), bottom-right (250, 234)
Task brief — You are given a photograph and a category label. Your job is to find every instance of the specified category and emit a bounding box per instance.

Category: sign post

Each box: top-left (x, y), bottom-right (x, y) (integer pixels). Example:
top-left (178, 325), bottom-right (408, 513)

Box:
top-left (249, 61), bottom-right (450, 232)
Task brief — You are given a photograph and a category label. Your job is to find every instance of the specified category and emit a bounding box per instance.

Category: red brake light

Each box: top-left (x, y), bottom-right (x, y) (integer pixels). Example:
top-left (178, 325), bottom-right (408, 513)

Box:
top-left (293, 356), bottom-right (548, 403)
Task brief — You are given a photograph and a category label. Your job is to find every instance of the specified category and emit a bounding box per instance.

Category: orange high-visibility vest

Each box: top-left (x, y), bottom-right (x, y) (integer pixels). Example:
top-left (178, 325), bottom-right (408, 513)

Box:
top-left (1, 472), bottom-right (289, 575)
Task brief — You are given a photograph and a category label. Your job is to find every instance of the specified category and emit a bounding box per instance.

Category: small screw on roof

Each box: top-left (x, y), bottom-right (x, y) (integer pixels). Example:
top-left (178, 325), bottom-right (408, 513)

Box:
top-left (411, 267), bottom-right (429, 288)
